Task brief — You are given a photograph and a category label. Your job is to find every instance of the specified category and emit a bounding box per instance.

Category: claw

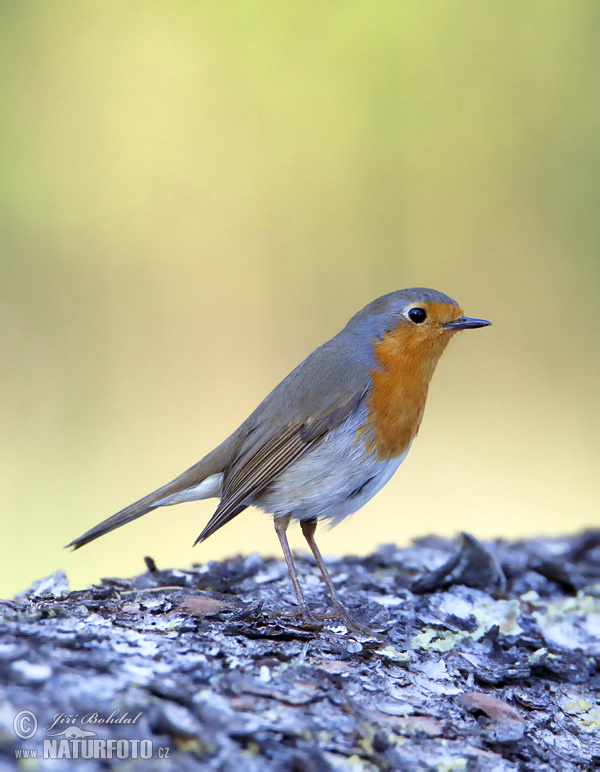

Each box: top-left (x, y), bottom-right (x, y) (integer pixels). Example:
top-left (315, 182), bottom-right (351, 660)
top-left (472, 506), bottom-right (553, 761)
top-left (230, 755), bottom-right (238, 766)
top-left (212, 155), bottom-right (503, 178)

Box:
top-left (311, 605), bottom-right (389, 642)
top-left (278, 604), bottom-right (324, 630)
top-left (277, 603), bottom-right (388, 641)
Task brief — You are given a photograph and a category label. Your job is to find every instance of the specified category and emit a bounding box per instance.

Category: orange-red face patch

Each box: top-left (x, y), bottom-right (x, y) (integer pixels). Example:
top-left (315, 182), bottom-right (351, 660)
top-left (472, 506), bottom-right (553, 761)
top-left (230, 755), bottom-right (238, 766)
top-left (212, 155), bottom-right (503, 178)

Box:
top-left (363, 302), bottom-right (463, 459)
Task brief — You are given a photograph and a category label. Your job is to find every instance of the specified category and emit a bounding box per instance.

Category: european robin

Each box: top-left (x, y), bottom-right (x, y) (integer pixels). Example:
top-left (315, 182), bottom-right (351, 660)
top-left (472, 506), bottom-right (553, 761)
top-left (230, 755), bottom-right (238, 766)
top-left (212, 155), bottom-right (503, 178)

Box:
top-left (68, 288), bottom-right (490, 633)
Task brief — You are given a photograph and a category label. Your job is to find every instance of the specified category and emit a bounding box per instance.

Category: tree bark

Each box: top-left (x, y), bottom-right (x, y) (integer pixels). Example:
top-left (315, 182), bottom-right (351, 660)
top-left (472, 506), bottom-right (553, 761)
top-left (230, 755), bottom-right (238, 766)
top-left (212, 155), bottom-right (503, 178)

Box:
top-left (1, 532), bottom-right (599, 770)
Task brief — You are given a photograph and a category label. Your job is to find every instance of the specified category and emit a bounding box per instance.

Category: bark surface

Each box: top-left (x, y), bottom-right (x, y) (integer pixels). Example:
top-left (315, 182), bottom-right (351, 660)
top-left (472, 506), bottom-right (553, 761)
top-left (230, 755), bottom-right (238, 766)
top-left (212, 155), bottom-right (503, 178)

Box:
top-left (1, 532), bottom-right (600, 770)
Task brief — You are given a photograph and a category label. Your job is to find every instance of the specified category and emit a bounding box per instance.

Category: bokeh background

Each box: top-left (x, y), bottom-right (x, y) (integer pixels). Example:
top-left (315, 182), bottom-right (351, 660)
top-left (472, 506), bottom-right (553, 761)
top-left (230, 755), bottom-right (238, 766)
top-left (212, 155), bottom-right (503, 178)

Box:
top-left (2, 2), bottom-right (599, 598)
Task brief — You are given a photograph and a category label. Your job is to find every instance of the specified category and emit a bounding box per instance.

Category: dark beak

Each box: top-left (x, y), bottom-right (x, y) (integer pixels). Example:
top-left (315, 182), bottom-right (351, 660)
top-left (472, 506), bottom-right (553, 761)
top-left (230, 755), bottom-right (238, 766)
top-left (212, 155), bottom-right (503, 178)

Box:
top-left (444, 316), bottom-right (492, 331)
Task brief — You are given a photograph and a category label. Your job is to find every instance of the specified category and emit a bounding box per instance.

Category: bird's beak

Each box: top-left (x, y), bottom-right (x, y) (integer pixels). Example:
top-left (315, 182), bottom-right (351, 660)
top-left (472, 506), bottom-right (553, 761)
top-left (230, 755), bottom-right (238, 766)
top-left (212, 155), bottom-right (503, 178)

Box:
top-left (444, 316), bottom-right (492, 331)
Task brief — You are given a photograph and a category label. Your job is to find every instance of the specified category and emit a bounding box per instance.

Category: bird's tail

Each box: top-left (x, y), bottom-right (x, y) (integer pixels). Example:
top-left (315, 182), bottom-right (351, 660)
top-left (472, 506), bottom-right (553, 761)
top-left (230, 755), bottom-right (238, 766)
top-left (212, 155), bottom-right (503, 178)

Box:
top-left (65, 434), bottom-right (240, 550)
top-left (65, 482), bottom-right (177, 550)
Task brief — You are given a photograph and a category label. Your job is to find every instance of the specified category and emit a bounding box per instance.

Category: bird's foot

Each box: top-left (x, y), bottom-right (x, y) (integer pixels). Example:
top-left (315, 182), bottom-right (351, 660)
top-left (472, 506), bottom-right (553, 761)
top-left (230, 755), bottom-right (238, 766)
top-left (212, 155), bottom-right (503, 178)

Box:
top-left (312, 605), bottom-right (388, 642)
top-left (277, 603), bottom-right (388, 641)
top-left (278, 604), bottom-right (325, 631)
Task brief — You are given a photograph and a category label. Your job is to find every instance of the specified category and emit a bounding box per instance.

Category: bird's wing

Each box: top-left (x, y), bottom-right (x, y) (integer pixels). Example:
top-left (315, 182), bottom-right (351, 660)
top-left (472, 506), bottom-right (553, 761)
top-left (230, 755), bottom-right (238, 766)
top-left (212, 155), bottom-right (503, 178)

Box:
top-left (195, 348), bottom-right (369, 544)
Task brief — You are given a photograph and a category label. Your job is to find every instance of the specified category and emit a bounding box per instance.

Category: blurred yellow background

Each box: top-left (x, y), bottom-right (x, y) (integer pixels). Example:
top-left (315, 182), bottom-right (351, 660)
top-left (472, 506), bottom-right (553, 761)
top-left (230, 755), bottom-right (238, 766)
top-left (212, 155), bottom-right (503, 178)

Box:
top-left (2, 2), bottom-right (599, 598)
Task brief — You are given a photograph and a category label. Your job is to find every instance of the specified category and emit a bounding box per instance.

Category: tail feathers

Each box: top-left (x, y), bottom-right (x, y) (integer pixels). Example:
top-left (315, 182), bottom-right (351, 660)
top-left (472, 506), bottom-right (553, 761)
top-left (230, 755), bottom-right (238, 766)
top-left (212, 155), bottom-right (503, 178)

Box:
top-left (67, 427), bottom-right (247, 551)
top-left (66, 486), bottom-right (172, 550)
top-left (66, 470), bottom-right (223, 551)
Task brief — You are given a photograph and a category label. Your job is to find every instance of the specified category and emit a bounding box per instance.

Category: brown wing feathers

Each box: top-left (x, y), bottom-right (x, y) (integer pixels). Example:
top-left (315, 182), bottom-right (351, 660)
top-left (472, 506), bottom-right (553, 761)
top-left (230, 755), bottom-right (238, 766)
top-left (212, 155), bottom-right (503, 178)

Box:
top-left (195, 389), bottom-right (366, 544)
top-left (195, 426), bottom-right (316, 544)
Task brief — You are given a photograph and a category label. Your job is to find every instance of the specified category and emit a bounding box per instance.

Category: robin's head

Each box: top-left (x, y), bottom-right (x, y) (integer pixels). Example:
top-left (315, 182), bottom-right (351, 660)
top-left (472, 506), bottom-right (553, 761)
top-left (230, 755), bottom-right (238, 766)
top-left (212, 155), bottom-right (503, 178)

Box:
top-left (344, 287), bottom-right (491, 371)
top-left (345, 289), bottom-right (491, 458)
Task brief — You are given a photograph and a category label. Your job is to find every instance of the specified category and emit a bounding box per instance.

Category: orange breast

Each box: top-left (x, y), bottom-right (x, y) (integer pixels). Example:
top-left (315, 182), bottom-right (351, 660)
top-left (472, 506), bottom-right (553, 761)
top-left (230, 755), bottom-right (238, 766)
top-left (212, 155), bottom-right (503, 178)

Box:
top-left (364, 313), bottom-right (458, 459)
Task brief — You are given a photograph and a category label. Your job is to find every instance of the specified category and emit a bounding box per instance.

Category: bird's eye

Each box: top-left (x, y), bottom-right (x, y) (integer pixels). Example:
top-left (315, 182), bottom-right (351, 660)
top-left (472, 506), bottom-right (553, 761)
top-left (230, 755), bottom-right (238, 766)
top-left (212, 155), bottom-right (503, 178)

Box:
top-left (408, 307), bottom-right (427, 324)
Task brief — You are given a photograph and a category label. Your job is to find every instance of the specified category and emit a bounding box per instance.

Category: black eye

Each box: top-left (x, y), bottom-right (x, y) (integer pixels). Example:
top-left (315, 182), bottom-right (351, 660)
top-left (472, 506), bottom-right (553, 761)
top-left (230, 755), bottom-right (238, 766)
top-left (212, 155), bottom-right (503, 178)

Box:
top-left (408, 307), bottom-right (427, 324)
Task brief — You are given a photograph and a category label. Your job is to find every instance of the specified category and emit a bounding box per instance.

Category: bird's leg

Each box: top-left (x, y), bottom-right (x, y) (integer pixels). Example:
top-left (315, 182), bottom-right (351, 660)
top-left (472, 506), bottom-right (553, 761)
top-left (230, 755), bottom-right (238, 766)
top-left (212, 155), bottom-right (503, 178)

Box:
top-left (273, 515), bottom-right (321, 628)
top-left (300, 517), bottom-right (387, 641)
top-left (300, 518), bottom-right (344, 609)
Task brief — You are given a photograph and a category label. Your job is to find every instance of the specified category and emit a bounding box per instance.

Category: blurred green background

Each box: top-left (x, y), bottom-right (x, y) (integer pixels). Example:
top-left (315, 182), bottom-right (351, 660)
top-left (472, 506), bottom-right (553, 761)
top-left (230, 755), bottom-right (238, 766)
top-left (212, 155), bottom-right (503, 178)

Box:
top-left (2, 2), bottom-right (599, 598)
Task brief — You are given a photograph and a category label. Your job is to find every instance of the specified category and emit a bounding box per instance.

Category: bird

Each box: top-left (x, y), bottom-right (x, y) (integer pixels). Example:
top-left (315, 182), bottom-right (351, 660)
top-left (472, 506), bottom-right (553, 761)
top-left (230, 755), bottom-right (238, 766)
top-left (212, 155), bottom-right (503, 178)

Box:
top-left (67, 288), bottom-right (490, 634)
